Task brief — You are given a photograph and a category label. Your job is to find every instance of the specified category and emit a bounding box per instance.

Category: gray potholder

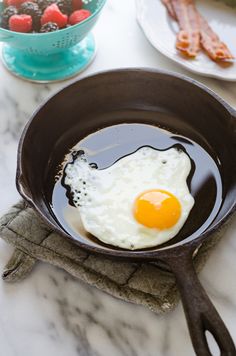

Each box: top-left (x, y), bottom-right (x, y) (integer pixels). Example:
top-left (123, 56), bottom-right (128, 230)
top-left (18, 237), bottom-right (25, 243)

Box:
top-left (0, 200), bottom-right (231, 314)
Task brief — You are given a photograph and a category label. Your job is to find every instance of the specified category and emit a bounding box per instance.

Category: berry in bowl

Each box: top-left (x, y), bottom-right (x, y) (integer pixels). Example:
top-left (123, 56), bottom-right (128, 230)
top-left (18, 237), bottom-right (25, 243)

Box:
top-left (0, 0), bottom-right (106, 81)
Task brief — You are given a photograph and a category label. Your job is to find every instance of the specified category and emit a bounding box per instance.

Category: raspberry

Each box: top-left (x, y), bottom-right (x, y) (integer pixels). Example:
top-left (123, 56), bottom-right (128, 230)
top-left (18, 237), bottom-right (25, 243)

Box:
top-left (40, 21), bottom-right (58, 32)
top-left (1, 6), bottom-right (18, 29)
top-left (69, 9), bottom-right (91, 25)
top-left (7, 0), bottom-right (29, 8)
top-left (19, 2), bottom-right (42, 30)
top-left (71, 0), bottom-right (82, 11)
top-left (9, 14), bottom-right (32, 32)
top-left (41, 4), bottom-right (68, 28)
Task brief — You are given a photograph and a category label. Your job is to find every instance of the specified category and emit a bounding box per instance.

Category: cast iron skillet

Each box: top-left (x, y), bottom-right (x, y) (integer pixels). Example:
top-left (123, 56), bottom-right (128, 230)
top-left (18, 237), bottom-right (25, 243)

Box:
top-left (17, 69), bottom-right (236, 356)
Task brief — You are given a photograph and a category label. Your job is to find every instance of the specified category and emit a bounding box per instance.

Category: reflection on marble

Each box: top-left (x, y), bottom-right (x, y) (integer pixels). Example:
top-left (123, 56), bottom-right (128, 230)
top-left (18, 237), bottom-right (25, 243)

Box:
top-left (0, 0), bottom-right (236, 355)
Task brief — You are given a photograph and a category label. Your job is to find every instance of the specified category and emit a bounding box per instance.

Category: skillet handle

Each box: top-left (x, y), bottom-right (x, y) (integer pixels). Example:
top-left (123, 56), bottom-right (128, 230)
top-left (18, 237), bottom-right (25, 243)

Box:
top-left (165, 251), bottom-right (236, 356)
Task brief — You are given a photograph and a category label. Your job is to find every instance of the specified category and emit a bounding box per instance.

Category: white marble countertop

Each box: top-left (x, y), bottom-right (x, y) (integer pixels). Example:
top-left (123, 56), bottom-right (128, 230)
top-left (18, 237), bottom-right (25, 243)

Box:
top-left (0, 0), bottom-right (236, 355)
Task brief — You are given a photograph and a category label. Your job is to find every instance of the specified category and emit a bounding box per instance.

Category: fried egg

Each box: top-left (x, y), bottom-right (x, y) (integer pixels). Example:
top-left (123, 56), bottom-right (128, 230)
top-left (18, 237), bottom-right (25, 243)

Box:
top-left (64, 147), bottom-right (195, 250)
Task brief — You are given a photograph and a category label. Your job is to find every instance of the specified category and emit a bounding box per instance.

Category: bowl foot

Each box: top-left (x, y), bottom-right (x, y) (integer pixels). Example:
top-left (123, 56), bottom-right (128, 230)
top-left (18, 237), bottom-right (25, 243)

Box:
top-left (1, 33), bottom-right (96, 83)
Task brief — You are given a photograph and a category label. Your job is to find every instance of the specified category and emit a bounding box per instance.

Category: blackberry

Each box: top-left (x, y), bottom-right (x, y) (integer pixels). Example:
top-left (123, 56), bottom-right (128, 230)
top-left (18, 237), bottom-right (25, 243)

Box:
top-left (19, 2), bottom-right (42, 31)
top-left (37, 0), bottom-right (55, 11)
top-left (32, 9), bottom-right (42, 31)
top-left (40, 21), bottom-right (59, 32)
top-left (56, 0), bottom-right (71, 14)
top-left (1, 6), bottom-right (18, 29)
top-left (19, 1), bottom-right (40, 14)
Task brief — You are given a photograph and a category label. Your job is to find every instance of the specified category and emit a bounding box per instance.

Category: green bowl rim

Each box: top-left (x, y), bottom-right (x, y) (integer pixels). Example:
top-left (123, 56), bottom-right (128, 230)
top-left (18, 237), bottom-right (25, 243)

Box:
top-left (0, 0), bottom-right (106, 37)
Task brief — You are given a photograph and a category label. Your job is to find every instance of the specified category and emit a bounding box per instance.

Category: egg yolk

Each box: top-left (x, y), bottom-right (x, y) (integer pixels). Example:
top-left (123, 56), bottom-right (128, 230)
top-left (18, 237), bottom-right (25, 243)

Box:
top-left (133, 189), bottom-right (181, 229)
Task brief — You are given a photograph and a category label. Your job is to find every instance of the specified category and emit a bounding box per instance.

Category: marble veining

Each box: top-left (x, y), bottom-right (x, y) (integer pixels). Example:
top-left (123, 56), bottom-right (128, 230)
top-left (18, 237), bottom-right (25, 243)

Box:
top-left (0, 0), bottom-right (236, 355)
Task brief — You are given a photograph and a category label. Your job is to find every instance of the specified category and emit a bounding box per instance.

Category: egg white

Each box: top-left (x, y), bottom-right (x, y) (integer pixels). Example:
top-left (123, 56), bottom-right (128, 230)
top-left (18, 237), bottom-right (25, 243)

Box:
top-left (64, 147), bottom-right (195, 250)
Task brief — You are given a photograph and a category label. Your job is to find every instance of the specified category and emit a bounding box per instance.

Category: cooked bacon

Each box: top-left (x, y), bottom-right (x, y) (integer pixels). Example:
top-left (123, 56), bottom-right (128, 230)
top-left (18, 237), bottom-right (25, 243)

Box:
top-left (199, 15), bottom-right (234, 62)
top-left (161, 0), bottom-right (234, 62)
top-left (170, 0), bottom-right (201, 58)
top-left (161, 0), bottom-right (177, 20)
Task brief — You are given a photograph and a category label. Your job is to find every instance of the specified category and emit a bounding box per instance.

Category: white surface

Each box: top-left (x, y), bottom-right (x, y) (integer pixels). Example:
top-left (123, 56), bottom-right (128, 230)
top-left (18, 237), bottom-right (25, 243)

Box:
top-left (0, 0), bottom-right (236, 355)
top-left (137, 0), bottom-right (236, 80)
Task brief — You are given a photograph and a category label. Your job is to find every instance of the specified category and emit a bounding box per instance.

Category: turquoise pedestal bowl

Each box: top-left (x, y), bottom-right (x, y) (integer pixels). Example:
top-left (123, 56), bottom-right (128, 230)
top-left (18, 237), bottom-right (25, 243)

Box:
top-left (0, 0), bottom-right (106, 82)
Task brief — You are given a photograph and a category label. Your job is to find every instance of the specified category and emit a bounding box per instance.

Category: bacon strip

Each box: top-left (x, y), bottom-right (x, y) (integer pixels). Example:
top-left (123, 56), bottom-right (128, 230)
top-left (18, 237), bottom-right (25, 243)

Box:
top-left (170, 0), bottom-right (201, 58)
top-left (161, 0), bottom-right (177, 20)
top-left (198, 15), bottom-right (234, 62)
top-left (161, 0), bottom-right (234, 62)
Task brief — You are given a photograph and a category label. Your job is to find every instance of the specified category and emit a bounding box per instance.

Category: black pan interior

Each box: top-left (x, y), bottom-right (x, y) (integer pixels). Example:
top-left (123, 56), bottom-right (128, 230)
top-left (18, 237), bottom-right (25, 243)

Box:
top-left (18, 70), bottom-right (236, 254)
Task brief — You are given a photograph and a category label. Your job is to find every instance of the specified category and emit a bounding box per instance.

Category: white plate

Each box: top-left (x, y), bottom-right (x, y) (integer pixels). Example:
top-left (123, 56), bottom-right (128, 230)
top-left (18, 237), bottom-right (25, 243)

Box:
top-left (136, 0), bottom-right (236, 81)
